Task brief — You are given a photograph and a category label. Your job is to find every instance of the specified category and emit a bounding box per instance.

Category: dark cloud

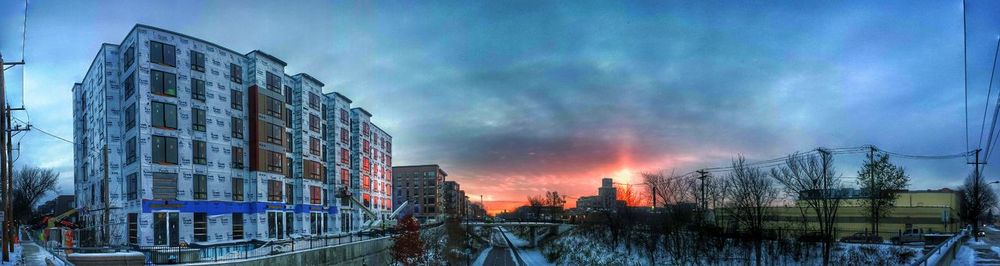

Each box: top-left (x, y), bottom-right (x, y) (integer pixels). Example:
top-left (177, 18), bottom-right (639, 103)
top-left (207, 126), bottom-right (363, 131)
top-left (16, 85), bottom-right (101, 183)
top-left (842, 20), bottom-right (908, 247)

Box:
top-left (2, 0), bottom-right (1000, 207)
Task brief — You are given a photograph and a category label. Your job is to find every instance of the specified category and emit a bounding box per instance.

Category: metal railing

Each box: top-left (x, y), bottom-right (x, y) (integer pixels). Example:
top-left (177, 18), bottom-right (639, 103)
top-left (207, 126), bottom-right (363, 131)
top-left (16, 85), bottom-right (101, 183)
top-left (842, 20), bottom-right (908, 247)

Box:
top-left (32, 228), bottom-right (393, 265)
top-left (909, 229), bottom-right (967, 266)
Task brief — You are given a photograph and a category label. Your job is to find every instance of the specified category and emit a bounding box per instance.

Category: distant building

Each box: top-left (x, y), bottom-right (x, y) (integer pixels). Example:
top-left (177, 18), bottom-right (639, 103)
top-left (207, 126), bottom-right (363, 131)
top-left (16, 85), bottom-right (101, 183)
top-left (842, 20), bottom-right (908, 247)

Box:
top-left (716, 188), bottom-right (961, 239)
top-left (443, 181), bottom-right (464, 217)
top-left (392, 165), bottom-right (447, 223)
top-left (575, 177), bottom-right (625, 212)
top-left (37, 195), bottom-right (75, 216)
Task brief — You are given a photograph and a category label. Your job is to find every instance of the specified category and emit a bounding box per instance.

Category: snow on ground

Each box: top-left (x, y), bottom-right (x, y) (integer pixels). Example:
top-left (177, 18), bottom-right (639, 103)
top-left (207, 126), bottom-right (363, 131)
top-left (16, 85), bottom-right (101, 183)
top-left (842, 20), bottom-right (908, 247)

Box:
top-left (472, 246), bottom-right (492, 266)
top-left (0, 244), bottom-right (23, 265)
top-left (954, 245), bottom-right (978, 265)
top-left (500, 227), bottom-right (554, 266)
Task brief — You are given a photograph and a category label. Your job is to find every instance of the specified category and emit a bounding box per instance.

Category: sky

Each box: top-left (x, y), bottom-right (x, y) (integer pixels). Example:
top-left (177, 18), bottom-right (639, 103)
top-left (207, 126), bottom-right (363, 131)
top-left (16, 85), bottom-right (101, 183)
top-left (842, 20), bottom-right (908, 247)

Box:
top-left (1, 0), bottom-right (1000, 214)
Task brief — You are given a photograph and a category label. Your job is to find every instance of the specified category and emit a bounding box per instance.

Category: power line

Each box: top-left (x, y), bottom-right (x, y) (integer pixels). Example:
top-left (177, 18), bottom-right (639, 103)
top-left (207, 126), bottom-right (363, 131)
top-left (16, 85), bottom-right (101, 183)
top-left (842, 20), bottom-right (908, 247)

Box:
top-left (963, 0), bottom-right (970, 163)
top-left (978, 37), bottom-right (1000, 152)
top-left (12, 117), bottom-right (71, 145)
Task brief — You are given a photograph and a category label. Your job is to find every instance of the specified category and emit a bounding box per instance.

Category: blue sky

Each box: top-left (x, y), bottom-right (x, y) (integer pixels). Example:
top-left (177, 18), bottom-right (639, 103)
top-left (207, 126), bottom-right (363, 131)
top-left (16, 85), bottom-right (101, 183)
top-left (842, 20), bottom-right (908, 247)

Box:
top-left (1, 0), bottom-right (999, 209)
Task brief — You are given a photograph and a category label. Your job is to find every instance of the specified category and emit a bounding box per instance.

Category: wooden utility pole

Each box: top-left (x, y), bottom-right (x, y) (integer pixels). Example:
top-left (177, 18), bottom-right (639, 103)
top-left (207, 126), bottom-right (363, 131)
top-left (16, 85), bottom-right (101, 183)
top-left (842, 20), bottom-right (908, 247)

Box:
top-left (697, 169), bottom-right (708, 225)
top-left (4, 106), bottom-right (12, 254)
top-left (0, 53), bottom-right (8, 263)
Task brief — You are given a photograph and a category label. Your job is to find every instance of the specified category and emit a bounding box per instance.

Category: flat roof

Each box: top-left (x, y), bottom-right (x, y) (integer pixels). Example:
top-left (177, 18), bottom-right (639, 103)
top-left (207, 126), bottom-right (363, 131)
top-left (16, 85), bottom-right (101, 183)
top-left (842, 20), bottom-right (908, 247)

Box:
top-left (295, 73), bottom-right (325, 87)
top-left (351, 107), bottom-right (372, 117)
top-left (134, 24), bottom-right (246, 58)
top-left (247, 50), bottom-right (288, 67)
top-left (393, 165), bottom-right (448, 176)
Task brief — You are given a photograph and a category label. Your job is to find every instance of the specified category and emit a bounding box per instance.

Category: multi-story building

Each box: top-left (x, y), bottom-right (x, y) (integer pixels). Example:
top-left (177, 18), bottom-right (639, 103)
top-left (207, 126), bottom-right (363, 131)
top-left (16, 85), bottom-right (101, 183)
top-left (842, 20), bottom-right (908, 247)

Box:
top-left (392, 165), bottom-right (447, 223)
top-left (442, 181), bottom-right (462, 216)
top-left (323, 92), bottom-right (354, 232)
top-left (348, 108), bottom-right (394, 229)
top-left (73, 24), bottom-right (390, 247)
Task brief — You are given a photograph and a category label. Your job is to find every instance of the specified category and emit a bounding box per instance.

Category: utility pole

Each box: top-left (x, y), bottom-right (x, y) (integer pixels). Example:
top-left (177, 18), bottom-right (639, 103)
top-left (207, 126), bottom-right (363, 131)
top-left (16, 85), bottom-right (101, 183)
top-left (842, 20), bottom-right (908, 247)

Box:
top-left (4, 106), bottom-right (12, 254)
top-left (970, 148), bottom-right (984, 239)
top-left (0, 53), bottom-right (8, 263)
top-left (651, 186), bottom-right (656, 210)
top-left (697, 169), bottom-right (708, 225)
top-left (0, 53), bottom-right (26, 261)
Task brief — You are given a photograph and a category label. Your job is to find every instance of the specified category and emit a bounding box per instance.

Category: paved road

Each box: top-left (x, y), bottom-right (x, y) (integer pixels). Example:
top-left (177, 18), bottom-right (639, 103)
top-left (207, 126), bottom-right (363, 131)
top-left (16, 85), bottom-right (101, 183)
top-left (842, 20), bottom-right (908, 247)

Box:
top-left (966, 225), bottom-right (1000, 265)
top-left (479, 227), bottom-right (525, 266)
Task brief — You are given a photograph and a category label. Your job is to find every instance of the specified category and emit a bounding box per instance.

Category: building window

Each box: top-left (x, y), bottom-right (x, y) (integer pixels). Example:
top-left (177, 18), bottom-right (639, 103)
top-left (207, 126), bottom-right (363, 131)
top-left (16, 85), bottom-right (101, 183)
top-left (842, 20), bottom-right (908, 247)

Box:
top-left (125, 103), bottom-right (136, 130)
top-left (285, 108), bottom-right (293, 128)
top-left (152, 136), bottom-right (178, 164)
top-left (284, 86), bottom-right (292, 103)
top-left (127, 173), bottom-right (138, 200)
top-left (340, 109), bottom-right (348, 124)
top-left (310, 137), bottom-right (321, 156)
top-left (267, 151), bottom-right (283, 173)
top-left (192, 108), bottom-right (206, 132)
top-left (232, 178), bottom-right (244, 201)
top-left (230, 63), bottom-right (242, 84)
top-left (153, 212), bottom-right (179, 246)
top-left (149, 41), bottom-right (176, 67)
top-left (231, 90), bottom-right (242, 111)
top-left (152, 172), bottom-right (178, 200)
top-left (286, 212), bottom-right (294, 235)
top-left (124, 73), bottom-right (135, 100)
top-left (193, 213), bottom-right (207, 242)
top-left (151, 69), bottom-right (177, 97)
top-left (126, 137), bottom-right (137, 165)
top-left (191, 78), bottom-right (206, 102)
top-left (310, 186), bottom-right (321, 204)
top-left (308, 92), bottom-right (320, 110)
top-left (151, 101), bottom-right (177, 129)
top-left (232, 146), bottom-right (244, 169)
top-left (190, 50), bottom-right (205, 72)
top-left (363, 157), bottom-right (371, 173)
top-left (340, 148), bottom-right (349, 164)
top-left (123, 44), bottom-right (135, 70)
top-left (232, 117), bottom-right (243, 139)
top-left (363, 140), bottom-right (370, 154)
top-left (286, 183), bottom-right (294, 205)
top-left (232, 213), bottom-right (244, 240)
top-left (266, 97), bottom-right (282, 118)
top-left (266, 72), bottom-right (281, 92)
top-left (193, 174), bottom-right (207, 200)
top-left (128, 213), bottom-right (138, 245)
top-left (340, 129), bottom-right (348, 143)
top-left (266, 123), bottom-right (283, 145)
top-left (309, 114), bottom-right (320, 133)
top-left (268, 212), bottom-right (280, 239)
top-left (306, 160), bottom-right (322, 180)
top-left (193, 140), bottom-right (207, 165)
top-left (341, 168), bottom-right (349, 186)
top-left (268, 180), bottom-right (282, 202)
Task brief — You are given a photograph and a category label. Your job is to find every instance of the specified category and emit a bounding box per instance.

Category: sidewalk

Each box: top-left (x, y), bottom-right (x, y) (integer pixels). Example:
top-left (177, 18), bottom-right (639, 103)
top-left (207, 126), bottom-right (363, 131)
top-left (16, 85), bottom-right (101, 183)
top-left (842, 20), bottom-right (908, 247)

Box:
top-left (963, 226), bottom-right (1000, 265)
top-left (20, 229), bottom-right (66, 266)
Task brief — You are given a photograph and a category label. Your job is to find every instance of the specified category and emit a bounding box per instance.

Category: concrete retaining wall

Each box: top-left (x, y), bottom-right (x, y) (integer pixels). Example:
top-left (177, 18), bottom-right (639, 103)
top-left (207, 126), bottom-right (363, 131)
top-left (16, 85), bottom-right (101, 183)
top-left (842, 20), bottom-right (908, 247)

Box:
top-left (202, 237), bottom-right (393, 266)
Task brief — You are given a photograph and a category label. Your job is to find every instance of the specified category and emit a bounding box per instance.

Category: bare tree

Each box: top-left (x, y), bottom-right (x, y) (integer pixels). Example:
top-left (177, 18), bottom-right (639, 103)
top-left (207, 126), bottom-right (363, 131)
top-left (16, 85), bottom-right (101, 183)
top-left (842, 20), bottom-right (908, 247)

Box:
top-left (958, 172), bottom-right (998, 241)
top-left (643, 170), bottom-right (693, 207)
top-left (527, 195), bottom-right (544, 220)
top-left (770, 150), bottom-right (844, 265)
top-left (12, 166), bottom-right (60, 223)
top-left (616, 183), bottom-right (645, 206)
top-left (723, 156), bottom-right (779, 266)
top-left (544, 191), bottom-right (565, 207)
top-left (857, 151), bottom-right (908, 237)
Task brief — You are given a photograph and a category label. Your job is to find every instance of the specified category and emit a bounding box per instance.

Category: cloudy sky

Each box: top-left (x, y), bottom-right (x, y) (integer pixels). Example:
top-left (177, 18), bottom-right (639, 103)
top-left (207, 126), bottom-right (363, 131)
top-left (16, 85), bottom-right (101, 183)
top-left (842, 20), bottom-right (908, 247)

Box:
top-left (2, 0), bottom-right (1000, 212)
